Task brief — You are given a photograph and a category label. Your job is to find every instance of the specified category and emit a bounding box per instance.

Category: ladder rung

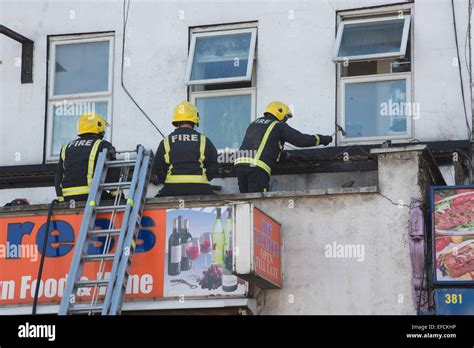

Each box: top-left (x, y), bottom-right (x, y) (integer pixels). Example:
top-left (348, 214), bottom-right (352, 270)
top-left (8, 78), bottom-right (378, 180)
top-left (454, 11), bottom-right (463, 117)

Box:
top-left (114, 149), bottom-right (138, 154)
top-left (88, 229), bottom-right (121, 237)
top-left (69, 305), bottom-right (103, 314)
top-left (105, 160), bottom-right (136, 167)
top-left (100, 182), bottom-right (131, 189)
top-left (82, 254), bottom-right (115, 262)
top-left (76, 279), bottom-right (109, 287)
top-left (94, 205), bottom-right (127, 212)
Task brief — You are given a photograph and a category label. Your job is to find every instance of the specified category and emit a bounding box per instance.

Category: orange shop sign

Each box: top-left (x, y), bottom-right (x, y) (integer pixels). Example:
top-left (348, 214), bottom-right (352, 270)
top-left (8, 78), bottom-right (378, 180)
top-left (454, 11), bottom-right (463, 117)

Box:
top-left (0, 209), bottom-right (165, 305)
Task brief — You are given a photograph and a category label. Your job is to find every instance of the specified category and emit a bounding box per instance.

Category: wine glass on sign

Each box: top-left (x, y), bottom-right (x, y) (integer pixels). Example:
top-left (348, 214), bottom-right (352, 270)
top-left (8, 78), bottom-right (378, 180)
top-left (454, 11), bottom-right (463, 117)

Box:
top-left (200, 232), bottom-right (213, 267)
top-left (186, 238), bottom-right (200, 275)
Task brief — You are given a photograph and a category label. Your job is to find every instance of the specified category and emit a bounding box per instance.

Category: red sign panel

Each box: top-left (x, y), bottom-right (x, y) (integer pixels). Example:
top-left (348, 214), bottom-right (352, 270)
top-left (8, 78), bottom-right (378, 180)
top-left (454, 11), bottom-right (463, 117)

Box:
top-left (253, 208), bottom-right (282, 288)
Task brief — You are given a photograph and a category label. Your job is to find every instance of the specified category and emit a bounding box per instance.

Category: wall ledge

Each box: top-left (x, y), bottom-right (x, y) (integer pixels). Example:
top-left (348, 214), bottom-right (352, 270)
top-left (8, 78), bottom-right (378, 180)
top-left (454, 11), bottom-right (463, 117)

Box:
top-left (0, 186), bottom-right (379, 215)
top-left (370, 144), bottom-right (427, 155)
top-left (371, 144), bottom-right (446, 186)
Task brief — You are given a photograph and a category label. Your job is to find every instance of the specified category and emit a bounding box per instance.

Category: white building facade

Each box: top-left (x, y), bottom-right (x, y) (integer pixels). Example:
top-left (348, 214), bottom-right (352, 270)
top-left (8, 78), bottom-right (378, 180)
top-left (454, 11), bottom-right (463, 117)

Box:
top-left (1, 0), bottom-right (472, 203)
top-left (1, 0), bottom-right (473, 316)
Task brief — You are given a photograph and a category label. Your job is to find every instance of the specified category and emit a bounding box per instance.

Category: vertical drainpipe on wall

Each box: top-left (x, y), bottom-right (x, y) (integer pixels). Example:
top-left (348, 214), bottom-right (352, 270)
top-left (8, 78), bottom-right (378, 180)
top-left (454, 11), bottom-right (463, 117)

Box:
top-left (408, 199), bottom-right (429, 313)
top-left (470, 0), bottom-right (474, 183)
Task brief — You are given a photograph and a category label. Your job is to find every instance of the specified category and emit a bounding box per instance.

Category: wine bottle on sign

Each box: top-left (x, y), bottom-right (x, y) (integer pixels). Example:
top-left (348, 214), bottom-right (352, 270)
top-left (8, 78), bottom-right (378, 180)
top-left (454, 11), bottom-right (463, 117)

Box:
top-left (212, 207), bottom-right (225, 265)
top-left (180, 218), bottom-right (192, 271)
top-left (168, 218), bottom-right (181, 276)
top-left (223, 207), bottom-right (238, 292)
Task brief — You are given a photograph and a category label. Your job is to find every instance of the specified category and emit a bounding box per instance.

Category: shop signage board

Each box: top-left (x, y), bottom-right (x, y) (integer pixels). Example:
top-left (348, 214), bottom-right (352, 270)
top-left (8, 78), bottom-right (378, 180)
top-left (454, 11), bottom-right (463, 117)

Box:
top-left (233, 203), bottom-right (283, 289)
top-left (431, 186), bottom-right (474, 284)
top-left (435, 288), bottom-right (474, 315)
top-left (0, 202), bottom-right (283, 309)
top-left (0, 206), bottom-right (252, 308)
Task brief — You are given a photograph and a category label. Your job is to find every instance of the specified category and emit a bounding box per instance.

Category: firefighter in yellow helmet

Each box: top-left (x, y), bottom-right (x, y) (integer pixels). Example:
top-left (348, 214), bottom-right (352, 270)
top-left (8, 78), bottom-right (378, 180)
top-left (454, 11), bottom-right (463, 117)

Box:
top-left (152, 101), bottom-right (218, 196)
top-left (55, 112), bottom-right (117, 202)
top-left (234, 101), bottom-right (333, 193)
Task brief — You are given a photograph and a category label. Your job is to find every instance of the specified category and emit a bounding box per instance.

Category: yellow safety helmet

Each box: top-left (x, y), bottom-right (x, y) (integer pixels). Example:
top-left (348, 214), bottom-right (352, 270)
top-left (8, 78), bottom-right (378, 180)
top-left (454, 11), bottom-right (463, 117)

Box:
top-left (264, 101), bottom-right (293, 121)
top-left (77, 112), bottom-right (109, 137)
top-left (172, 101), bottom-right (200, 127)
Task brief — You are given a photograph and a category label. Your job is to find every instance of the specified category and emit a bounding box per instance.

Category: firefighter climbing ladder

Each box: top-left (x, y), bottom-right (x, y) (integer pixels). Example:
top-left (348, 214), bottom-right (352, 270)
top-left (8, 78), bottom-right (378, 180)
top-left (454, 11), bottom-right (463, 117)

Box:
top-left (58, 145), bottom-right (153, 315)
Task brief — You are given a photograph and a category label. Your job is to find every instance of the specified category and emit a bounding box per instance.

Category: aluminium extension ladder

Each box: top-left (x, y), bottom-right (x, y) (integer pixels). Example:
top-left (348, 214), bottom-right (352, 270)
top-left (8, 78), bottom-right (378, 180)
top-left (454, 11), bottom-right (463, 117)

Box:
top-left (58, 145), bottom-right (153, 315)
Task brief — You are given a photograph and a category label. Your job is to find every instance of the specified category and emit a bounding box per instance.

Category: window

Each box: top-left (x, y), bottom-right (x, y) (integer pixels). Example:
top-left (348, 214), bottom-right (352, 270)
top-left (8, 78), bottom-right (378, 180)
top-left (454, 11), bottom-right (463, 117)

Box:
top-left (46, 34), bottom-right (114, 160)
top-left (186, 28), bottom-right (257, 85)
top-left (334, 11), bottom-right (412, 143)
top-left (191, 88), bottom-right (256, 149)
top-left (333, 15), bottom-right (411, 62)
top-left (187, 25), bottom-right (257, 150)
top-left (341, 75), bottom-right (411, 140)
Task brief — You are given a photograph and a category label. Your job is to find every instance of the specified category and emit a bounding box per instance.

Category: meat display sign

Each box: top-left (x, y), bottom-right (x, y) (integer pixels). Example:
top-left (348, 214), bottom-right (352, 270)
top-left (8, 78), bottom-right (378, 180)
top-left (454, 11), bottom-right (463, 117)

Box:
top-left (432, 186), bottom-right (474, 284)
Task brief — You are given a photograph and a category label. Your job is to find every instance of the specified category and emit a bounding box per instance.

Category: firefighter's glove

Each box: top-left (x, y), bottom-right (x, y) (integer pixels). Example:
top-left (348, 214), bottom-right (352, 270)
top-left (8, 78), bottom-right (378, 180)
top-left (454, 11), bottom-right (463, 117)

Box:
top-left (319, 135), bottom-right (333, 146)
top-left (150, 174), bottom-right (160, 185)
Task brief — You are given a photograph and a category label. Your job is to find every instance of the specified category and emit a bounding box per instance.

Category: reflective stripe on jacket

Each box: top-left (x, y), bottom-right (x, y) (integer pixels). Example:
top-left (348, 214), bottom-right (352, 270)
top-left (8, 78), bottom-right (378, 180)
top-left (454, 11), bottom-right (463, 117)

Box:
top-left (235, 115), bottom-right (321, 175)
top-left (55, 134), bottom-right (114, 200)
top-left (234, 120), bottom-right (278, 175)
top-left (164, 134), bottom-right (208, 184)
top-left (153, 127), bottom-right (219, 185)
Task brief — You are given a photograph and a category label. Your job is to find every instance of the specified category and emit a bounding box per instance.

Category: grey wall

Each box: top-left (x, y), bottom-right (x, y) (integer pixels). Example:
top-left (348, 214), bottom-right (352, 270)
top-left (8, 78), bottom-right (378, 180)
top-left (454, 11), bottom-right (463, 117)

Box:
top-left (259, 147), bottom-right (424, 314)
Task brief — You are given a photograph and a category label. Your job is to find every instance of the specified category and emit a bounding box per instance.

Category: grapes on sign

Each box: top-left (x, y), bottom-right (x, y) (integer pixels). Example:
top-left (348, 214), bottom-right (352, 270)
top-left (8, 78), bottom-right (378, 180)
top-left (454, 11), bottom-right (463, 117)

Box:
top-left (198, 264), bottom-right (223, 290)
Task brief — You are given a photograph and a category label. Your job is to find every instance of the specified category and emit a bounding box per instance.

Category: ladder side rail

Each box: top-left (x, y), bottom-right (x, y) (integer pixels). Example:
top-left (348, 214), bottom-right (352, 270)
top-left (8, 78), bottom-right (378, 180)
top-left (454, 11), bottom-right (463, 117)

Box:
top-left (101, 145), bottom-right (145, 314)
top-left (108, 152), bottom-right (152, 314)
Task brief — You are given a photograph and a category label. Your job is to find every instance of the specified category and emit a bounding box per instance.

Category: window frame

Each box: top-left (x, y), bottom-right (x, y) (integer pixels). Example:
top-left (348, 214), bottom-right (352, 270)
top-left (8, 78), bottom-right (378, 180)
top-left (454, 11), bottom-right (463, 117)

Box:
top-left (333, 15), bottom-right (411, 63)
top-left (339, 72), bottom-right (412, 143)
top-left (48, 35), bottom-right (114, 99)
top-left (190, 87), bottom-right (257, 152)
top-left (46, 33), bottom-right (114, 162)
top-left (185, 28), bottom-right (257, 85)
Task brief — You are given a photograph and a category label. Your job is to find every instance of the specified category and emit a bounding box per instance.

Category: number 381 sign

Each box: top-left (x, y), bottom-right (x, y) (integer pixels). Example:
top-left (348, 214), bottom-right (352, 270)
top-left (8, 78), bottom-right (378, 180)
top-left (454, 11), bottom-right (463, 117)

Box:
top-left (435, 289), bottom-right (474, 315)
